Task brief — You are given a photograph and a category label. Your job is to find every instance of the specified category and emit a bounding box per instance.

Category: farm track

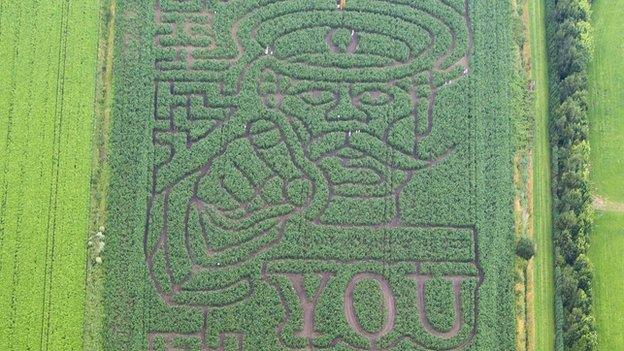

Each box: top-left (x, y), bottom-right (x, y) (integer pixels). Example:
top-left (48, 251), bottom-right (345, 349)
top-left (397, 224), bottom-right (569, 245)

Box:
top-left (83, 1), bottom-right (117, 349)
top-left (0, 1), bottom-right (100, 350)
top-left (527, 0), bottom-right (556, 349)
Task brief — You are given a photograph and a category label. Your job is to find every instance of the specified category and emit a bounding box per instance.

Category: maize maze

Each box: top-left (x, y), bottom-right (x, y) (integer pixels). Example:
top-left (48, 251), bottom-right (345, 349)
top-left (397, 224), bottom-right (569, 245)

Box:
top-left (106, 0), bottom-right (517, 350)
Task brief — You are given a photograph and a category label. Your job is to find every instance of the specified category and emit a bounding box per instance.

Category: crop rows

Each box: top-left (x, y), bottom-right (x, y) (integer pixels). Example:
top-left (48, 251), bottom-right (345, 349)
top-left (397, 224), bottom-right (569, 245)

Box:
top-left (105, 0), bottom-right (518, 350)
top-left (0, 1), bottom-right (100, 350)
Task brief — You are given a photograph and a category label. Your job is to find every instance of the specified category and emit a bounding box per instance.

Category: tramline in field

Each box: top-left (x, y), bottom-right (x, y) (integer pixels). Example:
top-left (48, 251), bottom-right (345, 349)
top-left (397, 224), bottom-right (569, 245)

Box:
top-left (106, 0), bottom-right (517, 350)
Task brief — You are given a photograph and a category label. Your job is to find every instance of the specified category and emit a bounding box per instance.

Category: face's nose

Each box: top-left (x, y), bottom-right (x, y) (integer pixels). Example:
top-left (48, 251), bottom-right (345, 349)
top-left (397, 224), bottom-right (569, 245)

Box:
top-left (325, 85), bottom-right (367, 122)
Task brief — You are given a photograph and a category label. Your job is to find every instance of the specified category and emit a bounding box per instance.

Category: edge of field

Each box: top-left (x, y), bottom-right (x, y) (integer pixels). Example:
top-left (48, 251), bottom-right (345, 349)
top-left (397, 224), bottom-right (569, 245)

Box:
top-left (587, 0), bottom-right (624, 349)
top-left (83, 0), bottom-right (116, 349)
top-left (527, 0), bottom-right (556, 349)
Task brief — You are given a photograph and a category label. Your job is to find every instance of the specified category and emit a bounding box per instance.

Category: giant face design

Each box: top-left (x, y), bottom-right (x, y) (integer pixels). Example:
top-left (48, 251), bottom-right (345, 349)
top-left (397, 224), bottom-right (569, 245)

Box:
top-left (261, 73), bottom-right (454, 225)
top-left (254, 16), bottom-right (470, 224)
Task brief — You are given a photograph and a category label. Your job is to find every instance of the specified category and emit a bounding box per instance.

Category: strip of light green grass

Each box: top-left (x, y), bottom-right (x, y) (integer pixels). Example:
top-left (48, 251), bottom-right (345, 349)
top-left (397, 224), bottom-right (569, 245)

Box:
top-left (528, 0), bottom-right (555, 349)
top-left (588, 1), bottom-right (624, 202)
top-left (589, 212), bottom-right (624, 350)
top-left (0, 3), bottom-right (53, 348)
top-left (83, 1), bottom-right (116, 350)
top-left (587, 1), bottom-right (624, 349)
top-left (0, 1), bottom-right (100, 350)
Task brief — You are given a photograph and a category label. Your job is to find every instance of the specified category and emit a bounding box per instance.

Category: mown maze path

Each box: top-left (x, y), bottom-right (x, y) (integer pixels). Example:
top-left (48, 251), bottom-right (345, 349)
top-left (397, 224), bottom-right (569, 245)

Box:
top-left (107, 0), bottom-right (517, 350)
top-left (0, 1), bottom-right (100, 350)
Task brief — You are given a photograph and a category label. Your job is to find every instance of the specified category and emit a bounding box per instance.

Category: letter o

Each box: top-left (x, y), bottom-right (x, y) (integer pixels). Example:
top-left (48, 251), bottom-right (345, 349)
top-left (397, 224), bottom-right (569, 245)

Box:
top-left (344, 273), bottom-right (396, 341)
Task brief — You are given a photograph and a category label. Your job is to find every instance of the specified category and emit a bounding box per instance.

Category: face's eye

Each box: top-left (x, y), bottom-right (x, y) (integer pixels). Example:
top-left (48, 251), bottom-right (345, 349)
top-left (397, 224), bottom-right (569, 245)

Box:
top-left (359, 89), bottom-right (392, 106)
top-left (299, 89), bottom-right (335, 106)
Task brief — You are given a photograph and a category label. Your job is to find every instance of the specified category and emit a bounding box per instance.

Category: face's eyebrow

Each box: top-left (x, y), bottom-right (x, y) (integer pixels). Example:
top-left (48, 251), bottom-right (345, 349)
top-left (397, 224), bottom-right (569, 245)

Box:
top-left (290, 83), bottom-right (340, 95)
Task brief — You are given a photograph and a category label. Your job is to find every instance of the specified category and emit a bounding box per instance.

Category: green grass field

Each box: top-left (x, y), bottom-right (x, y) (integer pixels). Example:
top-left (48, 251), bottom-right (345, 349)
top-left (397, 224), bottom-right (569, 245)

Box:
top-left (588, 1), bottom-right (624, 201)
top-left (0, 1), bottom-right (100, 349)
top-left (587, 0), bottom-right (624, 349)
top-left (590, 212), bottom-right (624, 350)
top-left (528, 0), bottom-right (556, 349)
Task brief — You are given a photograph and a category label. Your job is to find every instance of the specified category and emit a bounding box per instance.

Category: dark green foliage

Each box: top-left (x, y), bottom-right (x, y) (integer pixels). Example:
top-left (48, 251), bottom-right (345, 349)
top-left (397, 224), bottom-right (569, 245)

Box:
top-left (546, 0), bottom-right (596, 349)
top-left (516, 237), bottom-right (536, 260)
top-left (104, 0), bottom-right (518, 349)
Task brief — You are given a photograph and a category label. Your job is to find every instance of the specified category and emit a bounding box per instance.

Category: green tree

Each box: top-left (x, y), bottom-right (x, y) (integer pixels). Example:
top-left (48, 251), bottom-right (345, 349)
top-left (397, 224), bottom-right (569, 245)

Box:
top-left (516, 236), bottom-right (536, 260)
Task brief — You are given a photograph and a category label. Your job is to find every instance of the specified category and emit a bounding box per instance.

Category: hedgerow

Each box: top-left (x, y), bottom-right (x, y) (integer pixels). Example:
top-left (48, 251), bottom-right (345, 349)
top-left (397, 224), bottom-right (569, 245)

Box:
top-left (545, 0), bottom-right (596, 349)
top-left (105, 0), bottom-right (518, 349)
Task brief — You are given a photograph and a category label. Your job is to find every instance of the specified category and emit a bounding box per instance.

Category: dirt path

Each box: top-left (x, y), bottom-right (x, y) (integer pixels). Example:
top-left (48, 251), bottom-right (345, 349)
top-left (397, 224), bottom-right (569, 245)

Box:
top-left (286, 273), bottom-right (333, 340)
top-left (593, 195), bottom-right (624, 213)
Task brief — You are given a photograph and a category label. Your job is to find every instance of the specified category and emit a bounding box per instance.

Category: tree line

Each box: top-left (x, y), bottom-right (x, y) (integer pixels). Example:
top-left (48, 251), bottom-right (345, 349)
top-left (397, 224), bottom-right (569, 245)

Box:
top-left (548, 0), bottom-right (596, 350)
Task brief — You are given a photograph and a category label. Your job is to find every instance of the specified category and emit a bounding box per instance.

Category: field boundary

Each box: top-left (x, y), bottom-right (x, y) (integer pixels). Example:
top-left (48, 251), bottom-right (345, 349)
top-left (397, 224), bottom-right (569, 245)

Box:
top-left (83, 0), bottom-right (115, 349)
top-left (544, 0), bottom-right (596, 349)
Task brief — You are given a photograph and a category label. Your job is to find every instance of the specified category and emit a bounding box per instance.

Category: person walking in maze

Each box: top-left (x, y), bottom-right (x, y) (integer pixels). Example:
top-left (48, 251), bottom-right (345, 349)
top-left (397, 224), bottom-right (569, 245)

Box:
top-left (146, 0), bottom-right (481, 349)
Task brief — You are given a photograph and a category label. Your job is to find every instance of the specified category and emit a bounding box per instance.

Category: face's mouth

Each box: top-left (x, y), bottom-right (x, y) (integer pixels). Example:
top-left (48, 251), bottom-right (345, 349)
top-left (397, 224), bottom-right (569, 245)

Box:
top-left (312, 137), bottom-right (389, 190)
top-left (326, 28), bottom-right (359, 55)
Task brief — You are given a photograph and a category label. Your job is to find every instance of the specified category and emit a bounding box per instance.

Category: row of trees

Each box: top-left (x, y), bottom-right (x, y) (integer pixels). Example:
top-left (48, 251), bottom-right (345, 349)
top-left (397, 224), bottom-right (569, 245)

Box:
top-left (548, 0), bottom-right (596, 350)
